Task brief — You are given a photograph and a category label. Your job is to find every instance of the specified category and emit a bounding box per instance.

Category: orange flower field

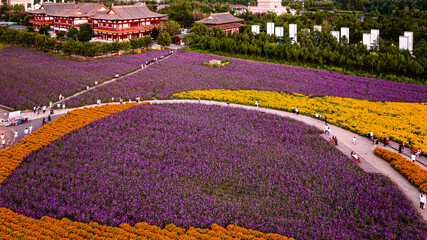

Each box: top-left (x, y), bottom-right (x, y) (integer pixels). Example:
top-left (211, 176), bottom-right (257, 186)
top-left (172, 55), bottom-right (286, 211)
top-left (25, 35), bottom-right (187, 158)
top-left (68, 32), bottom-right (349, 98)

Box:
top-left (374, 148), bottom-right (427, 193)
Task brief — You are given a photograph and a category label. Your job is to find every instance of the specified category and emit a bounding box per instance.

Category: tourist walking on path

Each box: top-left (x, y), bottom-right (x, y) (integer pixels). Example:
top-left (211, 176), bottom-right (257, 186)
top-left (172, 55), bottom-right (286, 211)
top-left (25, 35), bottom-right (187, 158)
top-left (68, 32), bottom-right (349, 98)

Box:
top-left (383, 136), bottom-right (388, 147)
top-left (1, 133), bottom-right (4, 141)
top-left (368, 131), bottom-right (373, 142)
top-left (14, 130), bottom-right (18, 139)
top-left (353, 136), bottom-right (357, 145)
top-left (420, 193), bottom-right (426, 210)
top-left (295, 107), bottom-right (299, 115)
top-left (412, 154), bottom-right (416, 162)
top-left (324, 125), bottom-right (328, 134)
top-left (325, 116), bottom-right (328, 124)
top-left (29, 125), bottom-right (33, 134)
top-left (416, 149), bottom-right (422, 157)
top-left (255, 101), bottom-right (259, 108)
top-left (24, 128), bottom-right (28, 136)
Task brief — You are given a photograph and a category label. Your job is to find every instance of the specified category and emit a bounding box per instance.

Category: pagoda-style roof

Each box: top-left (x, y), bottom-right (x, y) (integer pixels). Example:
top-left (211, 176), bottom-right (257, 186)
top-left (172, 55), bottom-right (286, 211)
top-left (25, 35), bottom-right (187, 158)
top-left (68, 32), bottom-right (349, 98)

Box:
top-left (50, 3), bottom-right (107, 17)
top-left (196, 12), bottom-right (244, 25)
top-left (27, 3), bottom-right (75, 14)
top-left (204, 22), bottom-right (245, 31)
top-left (92, 5), bottom-right (166, 21)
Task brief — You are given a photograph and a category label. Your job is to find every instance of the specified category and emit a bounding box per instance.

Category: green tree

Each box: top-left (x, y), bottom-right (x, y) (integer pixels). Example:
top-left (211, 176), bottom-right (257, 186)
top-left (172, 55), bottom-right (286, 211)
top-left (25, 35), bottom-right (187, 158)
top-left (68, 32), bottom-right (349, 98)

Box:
top-left (160, 20), bottom-right (181, 37)
top-left (191, 22), bottom-right (209, 36)
top-left (157, 31), bottom-right (171, 47)
top-left (38, 26), bottom-right (50, 36)
top-left (56, 31), bottom-right (64, 39)
top-left (66, 27), bottom-right (79, 40)
top-left (142, 35), bottom-right (153, 47)
top-left (211, 26), bottom-right (225, 38)
top-left (77, 24), bottom-right (93, 42)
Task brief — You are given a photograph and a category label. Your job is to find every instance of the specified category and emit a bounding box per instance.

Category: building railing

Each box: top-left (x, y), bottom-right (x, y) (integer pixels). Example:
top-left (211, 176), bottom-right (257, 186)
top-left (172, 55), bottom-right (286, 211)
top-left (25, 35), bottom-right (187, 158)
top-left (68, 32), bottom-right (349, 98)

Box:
top-left (52, 22), bottom-right (85, 27)
top-left (94, 24), bottom-right (158, 33)
top-left (29, 19), bottom-right (53, 24)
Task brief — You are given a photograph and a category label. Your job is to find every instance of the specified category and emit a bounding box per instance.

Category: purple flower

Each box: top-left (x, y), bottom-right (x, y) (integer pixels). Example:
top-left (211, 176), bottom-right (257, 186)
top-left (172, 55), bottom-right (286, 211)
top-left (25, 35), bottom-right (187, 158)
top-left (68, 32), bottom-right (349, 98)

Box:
top-left (0, 104), bottom-right (425, 239)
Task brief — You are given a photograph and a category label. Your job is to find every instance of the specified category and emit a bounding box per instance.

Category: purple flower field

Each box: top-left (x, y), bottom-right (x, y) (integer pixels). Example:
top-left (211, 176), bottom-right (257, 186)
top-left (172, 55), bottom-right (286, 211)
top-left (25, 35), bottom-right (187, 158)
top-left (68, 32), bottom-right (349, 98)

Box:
top-left (1, 104), bottom-right (425, 239)
top-left (0, 46), bottom-right (168, 109)
top-left (66, 51), bottom-right (427, 106)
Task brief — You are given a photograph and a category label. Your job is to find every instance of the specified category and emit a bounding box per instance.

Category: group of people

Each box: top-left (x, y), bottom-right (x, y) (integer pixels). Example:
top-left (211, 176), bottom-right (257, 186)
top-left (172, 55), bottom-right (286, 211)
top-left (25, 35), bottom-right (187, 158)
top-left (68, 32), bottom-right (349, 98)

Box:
top-left (1, 133), bottom-right (10, 149)
top-left (33, 105), bottom-right (47, 115)
top-left (291, 106), bottom-right (299, 115)
top-left (23, 125), bottom-right (33, 136)
top-left (142, 51), bottom-right (176, 68)
top-left (331, 135), bottom-right (338, 146)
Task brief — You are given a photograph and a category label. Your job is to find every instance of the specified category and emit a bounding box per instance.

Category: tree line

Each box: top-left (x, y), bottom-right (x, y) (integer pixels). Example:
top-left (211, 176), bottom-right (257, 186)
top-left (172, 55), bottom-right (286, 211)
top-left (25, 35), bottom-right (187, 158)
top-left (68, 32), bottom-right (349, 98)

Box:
top-left (185, 23), bottom-right (426, 83)
top-left (0, 26), bottom-right (154, 57)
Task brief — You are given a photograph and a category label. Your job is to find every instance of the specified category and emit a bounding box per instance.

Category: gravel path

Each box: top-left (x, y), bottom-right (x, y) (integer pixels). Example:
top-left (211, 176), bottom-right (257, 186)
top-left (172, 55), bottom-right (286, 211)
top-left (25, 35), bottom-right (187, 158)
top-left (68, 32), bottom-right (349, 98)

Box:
top-left (1, 99), bottom-right (426, 220)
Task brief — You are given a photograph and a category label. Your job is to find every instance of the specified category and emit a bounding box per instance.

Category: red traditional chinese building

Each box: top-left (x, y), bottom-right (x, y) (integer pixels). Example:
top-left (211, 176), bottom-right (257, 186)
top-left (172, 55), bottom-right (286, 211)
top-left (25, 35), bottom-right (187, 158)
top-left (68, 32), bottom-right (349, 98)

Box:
top-left (196, 12), bottom-right (245, 35)
top-left (28, 2), bottom-right (74, 31)
top-left (50, 3), bottom-right (108, 34)
top-left (91, 4), bottom-right (166, 42)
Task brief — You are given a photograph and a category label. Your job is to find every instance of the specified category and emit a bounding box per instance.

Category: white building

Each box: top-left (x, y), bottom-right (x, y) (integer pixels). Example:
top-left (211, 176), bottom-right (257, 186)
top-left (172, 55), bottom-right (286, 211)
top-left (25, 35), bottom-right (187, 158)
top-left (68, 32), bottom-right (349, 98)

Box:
top-left (249, 0), bottom-right (296, 16)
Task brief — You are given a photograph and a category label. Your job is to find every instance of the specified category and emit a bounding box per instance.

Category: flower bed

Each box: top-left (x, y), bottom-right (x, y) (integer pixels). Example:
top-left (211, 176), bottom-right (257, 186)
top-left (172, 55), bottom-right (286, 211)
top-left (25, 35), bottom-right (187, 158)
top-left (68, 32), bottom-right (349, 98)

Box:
top-left (1, 103), bottom-right (425, 239)
top-left (65, 51), bottom-right (427, 107)
top-left (374, 148), bottom-right (427, 193)
top-left (1, 208), bottom-right (296, 240)
top-left (0, 103), bottom-right (294, 240)
top-left (0, 103), bottom-right (139, 183)
top-left (174, 89), bottom-right (427, 151)
top-left (0, 46), bottom-right (169, 109)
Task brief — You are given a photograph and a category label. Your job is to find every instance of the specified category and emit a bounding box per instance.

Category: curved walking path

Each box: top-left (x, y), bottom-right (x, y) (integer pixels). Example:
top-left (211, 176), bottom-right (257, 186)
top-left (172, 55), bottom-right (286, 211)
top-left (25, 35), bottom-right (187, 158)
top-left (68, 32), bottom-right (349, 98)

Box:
top-left (2, 99), bottom-right (426, 221)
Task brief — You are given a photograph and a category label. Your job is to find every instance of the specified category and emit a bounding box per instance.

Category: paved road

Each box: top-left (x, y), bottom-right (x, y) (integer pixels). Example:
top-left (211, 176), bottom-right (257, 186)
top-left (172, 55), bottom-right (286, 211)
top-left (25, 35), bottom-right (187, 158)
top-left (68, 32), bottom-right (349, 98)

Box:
top-left (1, 99), bottom-right (426, 220)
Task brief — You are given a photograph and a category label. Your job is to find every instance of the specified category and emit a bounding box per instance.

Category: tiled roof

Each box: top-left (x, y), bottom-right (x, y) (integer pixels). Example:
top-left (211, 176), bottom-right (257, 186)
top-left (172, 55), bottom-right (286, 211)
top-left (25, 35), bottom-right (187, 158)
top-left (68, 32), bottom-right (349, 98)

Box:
top-left (27, 3), bottom-right (75, 14)
top-left (50, 3), bottom-right (107, 17)
top-left (196, 12), bottom-right (243, 25)
top-left (204, 22), bottom-right (245, 30)
top-left (92, 5), bottom-right (166, 21)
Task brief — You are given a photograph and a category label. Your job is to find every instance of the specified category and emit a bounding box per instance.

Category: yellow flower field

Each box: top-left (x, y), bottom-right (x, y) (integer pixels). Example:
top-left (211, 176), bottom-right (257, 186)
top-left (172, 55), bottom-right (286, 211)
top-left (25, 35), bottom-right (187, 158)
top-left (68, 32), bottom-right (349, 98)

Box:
top-left (174, 89), bottom-right (427, 151)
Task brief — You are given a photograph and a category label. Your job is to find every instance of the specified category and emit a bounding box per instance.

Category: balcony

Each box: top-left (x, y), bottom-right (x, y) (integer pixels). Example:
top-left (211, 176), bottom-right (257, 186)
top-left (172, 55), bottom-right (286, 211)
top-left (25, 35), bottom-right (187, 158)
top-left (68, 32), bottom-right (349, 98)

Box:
top-left (94, 24), bottom-right (158, 34)
top-left (52, 22), bottom-right (85, 28)
top-left (29, 19), bottom-right (53, 25)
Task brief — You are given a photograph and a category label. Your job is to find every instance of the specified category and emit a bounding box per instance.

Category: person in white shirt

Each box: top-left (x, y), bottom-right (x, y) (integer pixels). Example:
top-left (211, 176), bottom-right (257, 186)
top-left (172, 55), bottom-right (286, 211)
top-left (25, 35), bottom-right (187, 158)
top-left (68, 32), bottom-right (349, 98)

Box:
top-left (412, 154), bottom-right (416, 162)
top-left (352, 136), bottom-right (357, 145)
top-left (24, 128), bottom-right (28, 135)
top-left (420, 192), bottom-right (426, 210)
top-left (29, 125), bottom-right (33, 134)
top-left (14, 130), bottom-right (18, 139)
top-left (255, 101), bottom-right (258, 108)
